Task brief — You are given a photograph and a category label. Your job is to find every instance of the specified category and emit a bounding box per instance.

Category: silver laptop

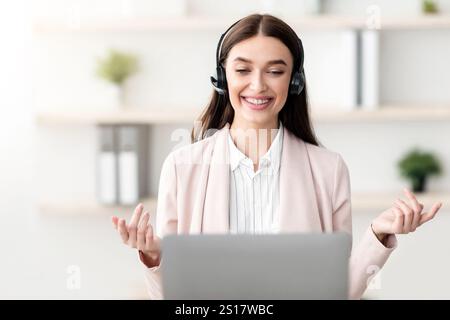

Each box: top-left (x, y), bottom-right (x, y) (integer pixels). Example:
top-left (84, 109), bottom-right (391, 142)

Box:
top-left (161, 233), bottom-right (351, 300)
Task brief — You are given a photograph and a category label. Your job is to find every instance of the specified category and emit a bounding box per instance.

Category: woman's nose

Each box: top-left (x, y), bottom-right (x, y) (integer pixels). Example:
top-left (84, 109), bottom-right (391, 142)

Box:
top-left (249, 71), bottom-right (267, 91)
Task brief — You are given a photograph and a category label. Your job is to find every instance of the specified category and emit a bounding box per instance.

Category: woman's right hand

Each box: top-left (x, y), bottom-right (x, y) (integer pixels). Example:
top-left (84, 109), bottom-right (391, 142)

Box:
top-left (111, 203), bottom-right (161, 265)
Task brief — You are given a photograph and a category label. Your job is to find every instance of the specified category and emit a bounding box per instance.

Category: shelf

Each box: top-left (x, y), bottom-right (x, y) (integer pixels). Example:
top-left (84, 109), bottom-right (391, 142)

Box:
top-left (37, 192), bottom-right (448, 216)
top-left (32, 15), bottom-right (365, 32)
top-left (35, 107), bottom-right (202, 125)
top-left (38, 197), bottom-right (157, 216)
top-left (311, 105), bottom-right (450, 123)
top-left (33, 15), bottom-right (450, 33)
top-left (292, 15), bottom-right (450, 30)
top-left (35, 105), bottom-right (450, 126)
top-left (378, 15), bottom-right (450, 29)
top-left (34, 17), bottom-right (228, 33)
top-left (352, 192), bottom-right (448, 212)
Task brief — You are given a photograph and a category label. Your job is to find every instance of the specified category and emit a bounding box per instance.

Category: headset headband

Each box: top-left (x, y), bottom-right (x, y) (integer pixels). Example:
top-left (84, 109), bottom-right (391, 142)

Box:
top-left (215, 19), bottom-right (304, 72)
top-left (215, 19), bottom-right (242, 68)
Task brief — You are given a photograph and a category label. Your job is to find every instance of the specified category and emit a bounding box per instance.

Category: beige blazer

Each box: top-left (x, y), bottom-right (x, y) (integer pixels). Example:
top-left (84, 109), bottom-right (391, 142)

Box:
top-left (142, 123), bottom-right (397, 300)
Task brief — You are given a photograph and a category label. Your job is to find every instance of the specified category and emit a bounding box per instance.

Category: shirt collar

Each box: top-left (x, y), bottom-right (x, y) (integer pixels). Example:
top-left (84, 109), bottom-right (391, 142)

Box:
top-left (228, 133), bottom-right (247, 171)
top-left (228, 122), bottom-right (283, 173)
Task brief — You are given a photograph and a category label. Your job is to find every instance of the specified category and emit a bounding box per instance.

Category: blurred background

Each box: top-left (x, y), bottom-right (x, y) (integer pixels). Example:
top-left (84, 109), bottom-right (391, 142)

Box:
top-left (1, 0), bottom-right (450, 299)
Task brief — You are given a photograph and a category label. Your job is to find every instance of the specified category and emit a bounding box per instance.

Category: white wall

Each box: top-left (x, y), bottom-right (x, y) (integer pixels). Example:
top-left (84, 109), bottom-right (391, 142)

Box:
top-left (380, 29), bottom-right (450, 104)
top-left (353, 208), bottom-right (450, 300)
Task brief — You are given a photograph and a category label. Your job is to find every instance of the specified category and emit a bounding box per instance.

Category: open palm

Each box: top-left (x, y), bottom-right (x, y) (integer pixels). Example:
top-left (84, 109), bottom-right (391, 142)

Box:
top-left (372, 188), bottom-right (443, 236)
top-left (111, 203), bottom-right (161, 263)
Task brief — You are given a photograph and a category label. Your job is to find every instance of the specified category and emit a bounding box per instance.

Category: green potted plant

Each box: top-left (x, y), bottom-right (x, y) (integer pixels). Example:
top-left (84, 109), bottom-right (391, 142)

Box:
top-left (422, 0), bottom-right (439, 14)
top-left (397, 148), bottom-right (442, 193)
top-left (96, 49), bottom-right (138, 108)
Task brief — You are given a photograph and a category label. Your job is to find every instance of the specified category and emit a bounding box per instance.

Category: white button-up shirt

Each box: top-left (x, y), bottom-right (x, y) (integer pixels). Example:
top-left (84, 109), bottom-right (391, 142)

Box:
top-left (228, 123), bottom-right (283, 234)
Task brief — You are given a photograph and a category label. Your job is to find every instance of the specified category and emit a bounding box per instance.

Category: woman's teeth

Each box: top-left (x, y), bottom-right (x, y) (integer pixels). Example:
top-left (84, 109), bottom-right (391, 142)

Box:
top-left (243, 97), bottom-right (270, 105)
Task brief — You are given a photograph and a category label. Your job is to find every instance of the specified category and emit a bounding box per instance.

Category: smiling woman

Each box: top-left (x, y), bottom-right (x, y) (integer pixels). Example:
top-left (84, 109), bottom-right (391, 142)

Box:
top-left (112, 13), bottom-right (443, 300)
top-left (192, 14), bottom-right (319, 148)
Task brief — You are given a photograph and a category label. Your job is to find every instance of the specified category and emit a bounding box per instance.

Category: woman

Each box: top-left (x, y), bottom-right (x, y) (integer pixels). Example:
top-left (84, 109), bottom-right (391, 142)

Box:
top-left (111, 14), bottom-right (442, 299)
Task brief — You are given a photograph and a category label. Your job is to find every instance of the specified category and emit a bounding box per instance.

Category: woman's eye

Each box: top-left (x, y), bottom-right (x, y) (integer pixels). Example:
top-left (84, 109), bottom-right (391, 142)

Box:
top-left (235, 69), bottom-right (284, 75)
top-left (269, 71), bottom-right (284, 75)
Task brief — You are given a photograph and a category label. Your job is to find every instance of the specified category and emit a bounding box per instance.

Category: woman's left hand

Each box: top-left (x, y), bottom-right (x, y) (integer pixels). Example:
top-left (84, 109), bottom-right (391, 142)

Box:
top-left (371, 188), bottom-right (443, 243)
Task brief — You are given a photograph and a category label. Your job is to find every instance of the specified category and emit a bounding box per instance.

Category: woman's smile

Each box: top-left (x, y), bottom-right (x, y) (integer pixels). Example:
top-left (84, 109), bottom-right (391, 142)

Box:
top-left (240, 96), bottom-right (274, 111)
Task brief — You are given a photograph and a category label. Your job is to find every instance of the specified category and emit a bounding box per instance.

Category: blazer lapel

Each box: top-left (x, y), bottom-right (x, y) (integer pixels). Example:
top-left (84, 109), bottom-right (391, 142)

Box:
top-left (188, 150), bottom-right (214, 234)
top-left (201, 124), bottom-right (231, 234)
top-left (278, 127), bottom-right (323, 232)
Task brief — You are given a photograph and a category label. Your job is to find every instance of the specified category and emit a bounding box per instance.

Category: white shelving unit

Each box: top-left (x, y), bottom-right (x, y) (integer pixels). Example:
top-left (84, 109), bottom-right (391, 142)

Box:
top-left (34, 10), bottom-right (450, 214)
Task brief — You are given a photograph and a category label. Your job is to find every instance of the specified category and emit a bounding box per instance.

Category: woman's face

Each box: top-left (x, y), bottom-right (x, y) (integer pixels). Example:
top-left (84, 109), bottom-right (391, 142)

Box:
top-left (225, 34), bottom-right (293, 129)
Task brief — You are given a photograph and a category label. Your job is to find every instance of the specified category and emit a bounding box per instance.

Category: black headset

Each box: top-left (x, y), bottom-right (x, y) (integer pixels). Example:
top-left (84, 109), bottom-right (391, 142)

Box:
top-left (210, 18), bottom-right (306, 96)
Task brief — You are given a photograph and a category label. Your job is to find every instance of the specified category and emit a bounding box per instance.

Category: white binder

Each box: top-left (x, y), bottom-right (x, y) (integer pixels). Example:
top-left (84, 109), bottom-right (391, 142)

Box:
top-left (117, 125), bottom-right (149, 205)
top-left (97, 125), bottom-right (117, 204)
top-left (361, 29), bottom-right (380, 110)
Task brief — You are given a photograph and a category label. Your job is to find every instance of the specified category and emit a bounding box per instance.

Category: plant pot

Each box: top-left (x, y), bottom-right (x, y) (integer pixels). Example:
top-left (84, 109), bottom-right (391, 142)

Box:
top-left (411, 175), bottom-right (427, 193)
top-left (118, 84), bottom-right (126, 108)
top-left (103, 84), bottom-right (121, 109)
top-left (107, 83), bottom-right (127, 109)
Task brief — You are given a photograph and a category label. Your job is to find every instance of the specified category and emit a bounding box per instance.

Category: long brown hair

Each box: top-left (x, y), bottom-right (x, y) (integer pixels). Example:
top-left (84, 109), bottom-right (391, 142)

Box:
top-left (191, 14), bottom-right (321, 147)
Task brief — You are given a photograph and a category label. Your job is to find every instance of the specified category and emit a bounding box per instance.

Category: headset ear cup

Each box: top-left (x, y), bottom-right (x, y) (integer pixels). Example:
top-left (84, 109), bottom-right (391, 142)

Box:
top-left (289, 70), bottom-right (305, 95)
top-left (217, 66), bottom-right (227, 95)
top-left (211, 66), bottom-right (227, 95)
top-left (210, 70), bottom-right (218, 87)
top-left (289, 71), bottom-right (300, 95)
top-left (298, 70), bottom-right (305, 94)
